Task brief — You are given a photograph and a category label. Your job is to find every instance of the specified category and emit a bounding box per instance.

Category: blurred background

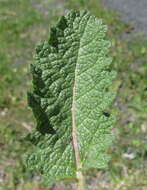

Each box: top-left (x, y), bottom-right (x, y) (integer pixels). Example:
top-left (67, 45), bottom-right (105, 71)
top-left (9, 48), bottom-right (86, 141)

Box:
top-left (0, 0), bottom-right (147, 189)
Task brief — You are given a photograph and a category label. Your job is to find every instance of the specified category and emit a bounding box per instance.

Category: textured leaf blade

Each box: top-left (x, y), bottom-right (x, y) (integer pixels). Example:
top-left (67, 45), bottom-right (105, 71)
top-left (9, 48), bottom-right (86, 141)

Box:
top-left (26, 10), bottom-right (116, 185)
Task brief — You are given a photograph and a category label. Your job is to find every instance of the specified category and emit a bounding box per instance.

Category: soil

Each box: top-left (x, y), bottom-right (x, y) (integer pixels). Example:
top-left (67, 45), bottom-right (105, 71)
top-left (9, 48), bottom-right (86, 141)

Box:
top-left (102, 0), bottom-right (147, 35)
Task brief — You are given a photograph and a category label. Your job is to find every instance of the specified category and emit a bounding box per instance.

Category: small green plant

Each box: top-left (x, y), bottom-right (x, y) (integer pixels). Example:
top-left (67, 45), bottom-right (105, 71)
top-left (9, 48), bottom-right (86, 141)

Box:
top-left (26, 10), bottom-right (116, 190)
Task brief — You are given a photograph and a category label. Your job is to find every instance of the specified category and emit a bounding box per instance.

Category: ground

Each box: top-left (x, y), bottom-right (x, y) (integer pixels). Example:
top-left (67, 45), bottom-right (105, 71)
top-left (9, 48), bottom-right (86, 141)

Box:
top-left (102, 0), bottom-right (147, 33)
top-left (0, 0), bottom-right (147, 190)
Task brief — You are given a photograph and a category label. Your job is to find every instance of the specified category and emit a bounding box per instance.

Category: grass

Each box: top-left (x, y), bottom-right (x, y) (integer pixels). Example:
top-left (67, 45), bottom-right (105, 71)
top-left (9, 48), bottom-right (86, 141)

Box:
top-left (0, 0), bottom-right (147, 189)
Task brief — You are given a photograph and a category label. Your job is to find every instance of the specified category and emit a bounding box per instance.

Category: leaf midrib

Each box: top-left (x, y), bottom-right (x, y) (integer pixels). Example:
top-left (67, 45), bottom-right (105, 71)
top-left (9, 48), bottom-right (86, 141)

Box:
top-left (71, 14), bottom-right (90, 174)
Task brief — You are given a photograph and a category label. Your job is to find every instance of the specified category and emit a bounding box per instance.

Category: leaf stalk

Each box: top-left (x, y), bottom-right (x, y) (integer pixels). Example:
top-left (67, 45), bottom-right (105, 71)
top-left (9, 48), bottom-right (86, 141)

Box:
top-left (72, 83), bottom-right (86, 190)
top-left (77, 171), bottom-right (86, 190)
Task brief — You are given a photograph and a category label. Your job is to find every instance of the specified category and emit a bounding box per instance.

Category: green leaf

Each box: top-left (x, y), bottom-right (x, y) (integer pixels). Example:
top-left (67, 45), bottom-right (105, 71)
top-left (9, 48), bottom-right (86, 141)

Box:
top-left (26, 10), bottom-right (116, 185)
